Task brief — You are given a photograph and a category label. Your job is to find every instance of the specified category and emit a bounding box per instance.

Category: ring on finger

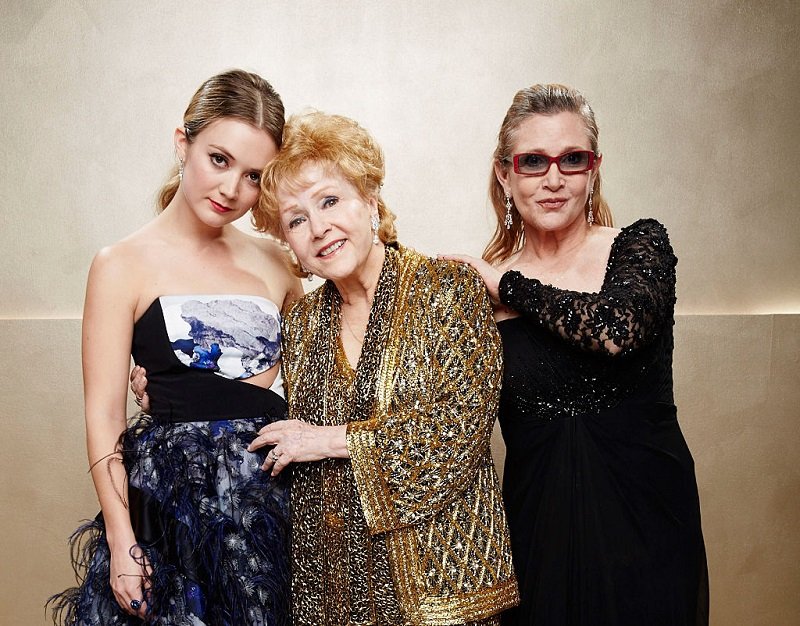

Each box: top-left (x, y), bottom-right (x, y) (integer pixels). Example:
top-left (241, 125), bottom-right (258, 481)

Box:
top-left (269, 450), bottom-right (281, 462)
top-left (130, 599), bottom-right (142, 610)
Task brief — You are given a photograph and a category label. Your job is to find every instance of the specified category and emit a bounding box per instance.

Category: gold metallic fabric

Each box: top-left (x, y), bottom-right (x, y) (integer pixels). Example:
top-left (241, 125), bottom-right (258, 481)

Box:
top-left (282, 245), bottom-right (518, 625)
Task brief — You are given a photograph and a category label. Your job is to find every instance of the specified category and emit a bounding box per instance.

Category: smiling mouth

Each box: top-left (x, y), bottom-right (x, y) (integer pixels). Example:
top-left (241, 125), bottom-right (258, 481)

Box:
top-left (318, 240), bottom-right (345, 257)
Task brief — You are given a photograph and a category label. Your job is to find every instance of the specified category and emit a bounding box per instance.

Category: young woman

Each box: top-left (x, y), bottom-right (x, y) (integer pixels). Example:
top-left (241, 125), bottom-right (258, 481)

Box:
top-left (50, 69), bottom-right (301, 625)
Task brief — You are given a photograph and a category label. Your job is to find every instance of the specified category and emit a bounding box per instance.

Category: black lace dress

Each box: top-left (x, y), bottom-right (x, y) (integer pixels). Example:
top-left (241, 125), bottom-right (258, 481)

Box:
top-left (496, 219), bottom-right (708, 626)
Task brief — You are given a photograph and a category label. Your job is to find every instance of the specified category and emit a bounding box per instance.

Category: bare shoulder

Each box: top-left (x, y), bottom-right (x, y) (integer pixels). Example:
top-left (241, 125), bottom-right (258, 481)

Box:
top-left (87, 221), bottom-right (174, 307)
top-left (592, 225), bottom-right (621, 244)
top-left (496, 249), bottom-right (523, 273)
top-left (234, 232), bottom-right (293, 274)
top-left (234, 231), bottom-right (302, 308)
top-left (84, 242), bottom-right (143, 320)
top-left (90, 233), bottom-right (148, 279)
top-left (250, 233), bottom-right (293, 264)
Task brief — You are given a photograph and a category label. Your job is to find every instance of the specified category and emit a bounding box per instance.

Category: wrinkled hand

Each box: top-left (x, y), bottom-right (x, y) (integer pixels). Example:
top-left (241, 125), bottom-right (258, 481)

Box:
top-left (130, 365), bottom-right (150, 412)
top-left (248, 420), bottom-right (348, 476)
top-left (110, 543), bottom-right (152, 619)
top-left (439, 254), bottom-right (503, 305)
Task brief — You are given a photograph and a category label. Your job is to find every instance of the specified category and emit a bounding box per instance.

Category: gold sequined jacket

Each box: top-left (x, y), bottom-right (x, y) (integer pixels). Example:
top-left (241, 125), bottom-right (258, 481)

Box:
top-left (282, 245), bottom-right (518, 625)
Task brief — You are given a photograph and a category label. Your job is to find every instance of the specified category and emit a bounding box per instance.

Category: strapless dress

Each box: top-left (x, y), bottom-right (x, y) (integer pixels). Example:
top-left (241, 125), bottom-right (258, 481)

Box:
top-left (49, 295), bottom-right (291, 626)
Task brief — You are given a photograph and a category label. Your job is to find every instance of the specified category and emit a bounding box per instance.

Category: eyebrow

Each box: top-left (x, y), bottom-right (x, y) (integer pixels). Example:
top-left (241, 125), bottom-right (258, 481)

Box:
top-left (517, 145), bottom-right (590, 155)
top-left (208, 144), bottom-right (234, 159)
top-left (209, 144), bottom-right (264, 173)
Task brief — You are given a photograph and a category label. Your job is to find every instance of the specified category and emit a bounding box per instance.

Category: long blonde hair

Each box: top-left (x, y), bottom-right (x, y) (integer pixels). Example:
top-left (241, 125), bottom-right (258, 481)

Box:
top-left (484, 84), bottom-right (613, 266)
top-left (156, 69), bottom-right (285, 211)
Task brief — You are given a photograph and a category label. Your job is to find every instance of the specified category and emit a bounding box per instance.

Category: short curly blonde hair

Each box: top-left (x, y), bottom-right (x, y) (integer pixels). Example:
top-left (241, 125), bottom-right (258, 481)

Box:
top-left (253, 111), bottom-right (398, 253)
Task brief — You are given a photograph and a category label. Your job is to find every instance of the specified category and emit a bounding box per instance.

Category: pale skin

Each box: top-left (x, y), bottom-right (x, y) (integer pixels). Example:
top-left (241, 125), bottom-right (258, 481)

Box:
top-left (442, 112), bottom-right (620, 325)
top-left (88, 117), bottom-right (302, 618)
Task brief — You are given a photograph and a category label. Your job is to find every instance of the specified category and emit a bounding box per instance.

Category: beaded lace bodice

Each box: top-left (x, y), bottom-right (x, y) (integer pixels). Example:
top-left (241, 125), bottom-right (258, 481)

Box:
top-left (497, 218), bottom-right (677, 420)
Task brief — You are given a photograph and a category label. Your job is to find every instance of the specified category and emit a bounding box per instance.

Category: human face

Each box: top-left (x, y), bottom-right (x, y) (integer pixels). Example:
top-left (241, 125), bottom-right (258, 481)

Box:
top-left (276, 162), bottom-right (382, 285)
top-left (175, 118), bottom-right (278, 228)
top-left (496, 112), bottom-right (601, 234)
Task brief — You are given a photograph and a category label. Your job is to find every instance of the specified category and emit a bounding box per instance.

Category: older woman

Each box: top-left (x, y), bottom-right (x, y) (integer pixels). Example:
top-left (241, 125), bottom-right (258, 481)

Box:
top-left (248, 111), bottom-right (518, 625)
top-left (446, 85), bottom-right (709, 625)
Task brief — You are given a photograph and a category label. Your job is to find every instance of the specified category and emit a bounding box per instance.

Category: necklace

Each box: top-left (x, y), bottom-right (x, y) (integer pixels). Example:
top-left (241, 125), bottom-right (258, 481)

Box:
top-left (340, 306), bottom-right (366, 344)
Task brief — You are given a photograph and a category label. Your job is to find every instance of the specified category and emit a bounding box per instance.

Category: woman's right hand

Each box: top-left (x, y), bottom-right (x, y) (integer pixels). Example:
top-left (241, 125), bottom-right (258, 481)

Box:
top-left (130, 365), bottom-right (150, 412)
top-left (110, 542), bottom-right (152, 618)
top-left (438, 254), bottom-right (503, 305)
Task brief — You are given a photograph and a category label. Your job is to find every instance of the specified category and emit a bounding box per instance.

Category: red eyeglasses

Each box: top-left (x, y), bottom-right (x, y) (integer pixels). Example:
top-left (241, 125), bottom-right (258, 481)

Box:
top-left (512, 150), bottom-right (597, 176)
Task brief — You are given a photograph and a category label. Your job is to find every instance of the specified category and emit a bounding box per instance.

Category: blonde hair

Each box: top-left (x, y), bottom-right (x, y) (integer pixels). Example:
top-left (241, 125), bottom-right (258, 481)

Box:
top-left (484, 84), bottom-right (613, 266)
top-left (156, 69), bottom-right (285, 211)
top-left (254, 111), bottom-right (397, 276)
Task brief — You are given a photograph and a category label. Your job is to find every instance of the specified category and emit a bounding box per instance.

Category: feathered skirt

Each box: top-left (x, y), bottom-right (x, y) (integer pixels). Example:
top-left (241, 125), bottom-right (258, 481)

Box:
top-left (49, 412), bottom-right (291, 625)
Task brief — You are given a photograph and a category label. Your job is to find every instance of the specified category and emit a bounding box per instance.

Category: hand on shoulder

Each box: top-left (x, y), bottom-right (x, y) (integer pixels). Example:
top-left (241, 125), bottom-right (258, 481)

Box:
top-left (437, 253), bottom-right (502, 305)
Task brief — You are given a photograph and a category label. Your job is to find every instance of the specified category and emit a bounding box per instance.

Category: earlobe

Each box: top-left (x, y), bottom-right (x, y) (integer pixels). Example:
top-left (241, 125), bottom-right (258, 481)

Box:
top-left (494, 160), bottom-right (510, 188)
top-left (174, 127), bottom-right (188, 161)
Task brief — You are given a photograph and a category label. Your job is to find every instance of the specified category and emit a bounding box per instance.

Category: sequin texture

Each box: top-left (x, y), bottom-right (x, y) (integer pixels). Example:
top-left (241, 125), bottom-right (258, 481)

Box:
top-left (282, 245), bottom-right (518, 625)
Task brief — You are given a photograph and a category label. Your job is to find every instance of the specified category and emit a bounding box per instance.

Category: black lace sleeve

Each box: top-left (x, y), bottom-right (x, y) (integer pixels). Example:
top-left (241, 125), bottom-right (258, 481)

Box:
top-left (498, 218), bottom-right (677, 357)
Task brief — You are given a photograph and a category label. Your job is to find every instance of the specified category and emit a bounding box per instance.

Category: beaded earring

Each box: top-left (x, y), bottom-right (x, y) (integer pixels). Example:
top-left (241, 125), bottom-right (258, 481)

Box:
top-left (370, 214), bottom-right (380, 245)
top-left (504, 192), bottom-right (513, 230)
top-left (587, 189), bottom-right (595, 226)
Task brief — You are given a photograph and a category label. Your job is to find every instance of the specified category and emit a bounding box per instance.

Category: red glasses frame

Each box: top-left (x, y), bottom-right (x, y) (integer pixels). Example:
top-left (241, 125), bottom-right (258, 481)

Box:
top-left (512, 150), bottom-right (597, 176)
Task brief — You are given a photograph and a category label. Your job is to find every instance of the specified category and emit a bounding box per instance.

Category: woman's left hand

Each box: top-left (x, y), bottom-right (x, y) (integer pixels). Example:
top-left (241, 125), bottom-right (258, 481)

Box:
top-left (439, 254), bottom-right (503, 305)
top-left (249, 420), bottom-right (348, 475)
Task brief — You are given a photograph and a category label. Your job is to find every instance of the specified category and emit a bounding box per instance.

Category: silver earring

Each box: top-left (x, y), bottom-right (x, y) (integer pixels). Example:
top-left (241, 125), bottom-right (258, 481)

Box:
top-left (178, 159), bottom-right (184, 182)
top-left (504, 192), bottom-right (513, 230)
top-left (301, 265), bottom-right (314, 281)
top-left (370, 215), bottom-right (380, 245)
top-left (587, 190), bottom-right (595, 226)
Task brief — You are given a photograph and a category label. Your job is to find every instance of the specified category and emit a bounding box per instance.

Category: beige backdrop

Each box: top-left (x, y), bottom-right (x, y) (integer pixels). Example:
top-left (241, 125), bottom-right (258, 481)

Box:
top-left (2, 1), bottom-right (799, 624)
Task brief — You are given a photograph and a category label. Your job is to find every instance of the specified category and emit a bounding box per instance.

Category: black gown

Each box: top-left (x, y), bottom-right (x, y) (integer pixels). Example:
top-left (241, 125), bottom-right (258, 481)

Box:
top-left (496, 219), bottom-right (708, 626)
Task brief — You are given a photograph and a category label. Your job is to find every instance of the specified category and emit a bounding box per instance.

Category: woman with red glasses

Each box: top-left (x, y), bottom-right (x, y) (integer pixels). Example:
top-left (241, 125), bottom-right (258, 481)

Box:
top-left (446, 84), bottom-right (708, 625)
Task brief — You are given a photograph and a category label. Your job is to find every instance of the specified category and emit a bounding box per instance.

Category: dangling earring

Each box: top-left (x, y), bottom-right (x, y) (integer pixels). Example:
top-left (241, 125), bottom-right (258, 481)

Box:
top-left (504, 191), bottom-right (513, 230)
top-left (178, 159), bottom-right (184, 182)
top-left (301, 265), bottom-right (314, 282)
top-left (587, 189), bottom-right (595, 226)
top-left (370, 214), bottom-right (380, 245)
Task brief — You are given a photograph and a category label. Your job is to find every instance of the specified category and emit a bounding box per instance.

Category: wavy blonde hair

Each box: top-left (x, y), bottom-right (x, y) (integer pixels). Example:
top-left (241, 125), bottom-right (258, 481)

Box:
top-left (484, 84), bottom-right (613, 265)
top-left (156, 69), bottom-right (285, 211)
top-left (254, 111), bottom-right (397, 277)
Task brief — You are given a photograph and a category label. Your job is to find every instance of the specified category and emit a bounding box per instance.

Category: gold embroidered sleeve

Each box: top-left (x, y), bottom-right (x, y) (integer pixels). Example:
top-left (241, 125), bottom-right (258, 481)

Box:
top-left (280, 292), bottom-right (326, 415)
top-left (348, 263), bottom-right (503, 534)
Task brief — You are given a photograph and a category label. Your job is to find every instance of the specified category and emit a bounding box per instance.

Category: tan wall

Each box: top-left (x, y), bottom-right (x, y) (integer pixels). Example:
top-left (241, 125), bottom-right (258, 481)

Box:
top-left (2, 2), bottom-right (798, 624)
